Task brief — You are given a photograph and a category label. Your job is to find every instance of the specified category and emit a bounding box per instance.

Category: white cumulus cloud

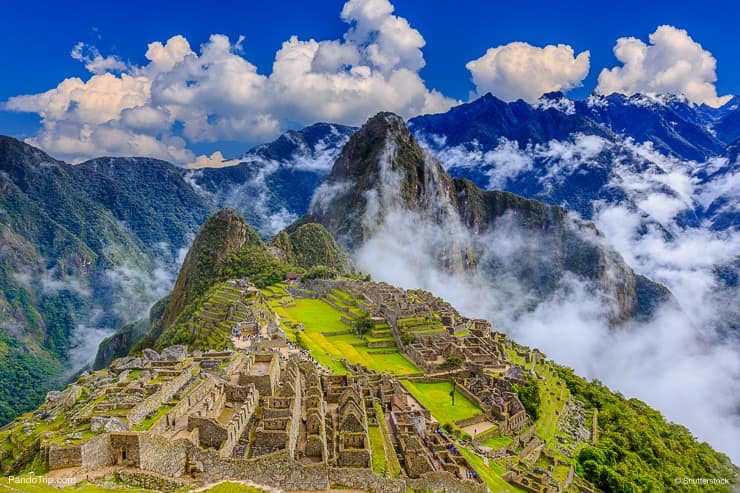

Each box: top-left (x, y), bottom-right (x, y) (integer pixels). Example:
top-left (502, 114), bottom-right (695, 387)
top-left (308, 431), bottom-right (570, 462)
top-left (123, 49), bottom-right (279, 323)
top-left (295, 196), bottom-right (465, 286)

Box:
top-left (596, 25), bottom-right (731, 107)
top-left (3, 0), bottom-right (457, 164)
top-left (466, 42), bottom-right (590, 102)
top-left (186, 151), bottom-right (241, 169)
top-left (71, 42), bottom-right (128, 74)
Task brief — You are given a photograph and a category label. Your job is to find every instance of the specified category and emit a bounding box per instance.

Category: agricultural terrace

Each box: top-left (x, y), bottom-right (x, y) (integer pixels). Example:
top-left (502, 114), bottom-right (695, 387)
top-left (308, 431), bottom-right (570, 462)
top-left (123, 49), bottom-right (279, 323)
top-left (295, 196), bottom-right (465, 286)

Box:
top-left (400, 380), bottom-right (482, 424)
top-left (480, 435), bottom-right (512, 450)
top-left (263, 287), bottom-right (419, 376)
top-left (458, 446), bottom-right (525, 493)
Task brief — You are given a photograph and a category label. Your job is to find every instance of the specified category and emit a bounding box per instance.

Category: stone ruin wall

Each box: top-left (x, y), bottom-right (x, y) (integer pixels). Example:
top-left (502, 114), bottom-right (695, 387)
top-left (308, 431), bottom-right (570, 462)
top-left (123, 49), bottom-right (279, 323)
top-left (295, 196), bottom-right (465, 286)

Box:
top-left (238, 354), bottom-right (280, 396)
top-left (80, 433), bottom-right (113, 469)
top-left (188, 416), bottom-right (227, 449)
top-left (408, 471), bottom-right (488, 493)
top-left (48, 444), bottom-right (82, 470)
top-left (219, 385), bottom-right (259, 457)
top-left (328, 467), bottom-right (404, 493)
top-left (110, 433), bottom-right (141, 467)
top-left (128, 364), bottom-right (194, 426)
top-left (191, 447), bottom-right (330, 491)
top-left (138, 433), bottom-right (188, 478)
top-left (224, 353), bottom-right (248, 377)
top-left (48, 430), bottom-right (488, 493)
top-left (454, 382), bottom-right (487, 413)
top-left (116, 470), bottom-right (188, 493)
top-left (149, 377), bottom-right (216, 435)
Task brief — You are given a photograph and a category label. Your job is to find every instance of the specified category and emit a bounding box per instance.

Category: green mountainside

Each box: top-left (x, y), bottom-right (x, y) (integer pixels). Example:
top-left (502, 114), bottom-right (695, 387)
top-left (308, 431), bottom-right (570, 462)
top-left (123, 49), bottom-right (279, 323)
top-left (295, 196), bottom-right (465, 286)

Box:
top-left (0, 136), bottom-right (213, 424)
top-left (118, 209), bottom-right (351, 355)
top-left (271, 222), bottom-right (352, 274)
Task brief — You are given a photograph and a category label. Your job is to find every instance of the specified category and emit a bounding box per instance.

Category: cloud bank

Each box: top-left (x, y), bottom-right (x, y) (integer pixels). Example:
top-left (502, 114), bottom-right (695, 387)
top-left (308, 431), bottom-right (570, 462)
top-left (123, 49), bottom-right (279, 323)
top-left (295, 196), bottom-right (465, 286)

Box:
top-left (597, 25), bottom-right (731, 107)
top-left (3, 0), bottom-right (456, 164)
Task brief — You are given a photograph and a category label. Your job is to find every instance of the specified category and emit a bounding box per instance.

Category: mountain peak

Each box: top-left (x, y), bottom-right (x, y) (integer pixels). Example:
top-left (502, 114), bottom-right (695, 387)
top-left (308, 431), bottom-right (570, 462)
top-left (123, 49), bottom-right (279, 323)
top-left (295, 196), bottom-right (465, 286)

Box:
top-left (0, 135), bottom-right (61, 171)
top-left (540, 91), bottom-right (566, 100)
top-left (162, 208), bottom-right (262, 329)
top-left (238, 121), bottom-right (356, 164)
top-left (306, 111), bottom-right (453, 248)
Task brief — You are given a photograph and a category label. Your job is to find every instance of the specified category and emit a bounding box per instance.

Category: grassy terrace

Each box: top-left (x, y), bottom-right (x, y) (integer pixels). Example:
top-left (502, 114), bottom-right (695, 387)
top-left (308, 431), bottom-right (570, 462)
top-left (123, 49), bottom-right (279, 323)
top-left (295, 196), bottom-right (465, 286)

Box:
top-left (480, 435), bottom-right (512, 450)
top-left (132, 403), bottom-right (174, 431)
top-left (534, 362), bottom-right (570, 445)
top-left (368, 425), bottom-right (387, 475)
top-left (458, 446), bottom-right (524, 493)
top-left (268, 296), bottom-right (419, 376)
top-left (400, 381), bottom-right (481, 424)
top-left (374, 403), bottom-right (402, 478)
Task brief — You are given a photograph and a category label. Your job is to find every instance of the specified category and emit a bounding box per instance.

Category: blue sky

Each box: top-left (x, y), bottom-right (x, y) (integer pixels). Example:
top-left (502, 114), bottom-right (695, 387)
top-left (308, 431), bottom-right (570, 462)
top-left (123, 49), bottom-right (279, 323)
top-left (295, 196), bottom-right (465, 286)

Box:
top-left (2, 0), bottom-right (739, 162)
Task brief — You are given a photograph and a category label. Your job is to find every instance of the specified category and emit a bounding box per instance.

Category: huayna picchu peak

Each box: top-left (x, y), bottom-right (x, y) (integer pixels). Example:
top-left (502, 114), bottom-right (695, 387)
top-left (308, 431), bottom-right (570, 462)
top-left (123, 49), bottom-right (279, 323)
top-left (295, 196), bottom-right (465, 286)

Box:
top-left (305, 112), bottom-right (672, 325)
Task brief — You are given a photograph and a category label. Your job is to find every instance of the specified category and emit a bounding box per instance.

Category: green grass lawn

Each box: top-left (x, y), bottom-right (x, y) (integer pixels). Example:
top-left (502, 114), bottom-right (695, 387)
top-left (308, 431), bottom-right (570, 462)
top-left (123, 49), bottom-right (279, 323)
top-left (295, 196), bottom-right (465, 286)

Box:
top-left (276, 299), bottom-right (419, 376)
top-left (374, 404), bottom-right (402, 478)
top-left (458, 446), bottom-right (525, 493)
top-left (400, 380), bottom-right (482, 424)
top-left (481, 435), bottom-right (512, 450)
top-left (367, 426), bottom-right (388, 475)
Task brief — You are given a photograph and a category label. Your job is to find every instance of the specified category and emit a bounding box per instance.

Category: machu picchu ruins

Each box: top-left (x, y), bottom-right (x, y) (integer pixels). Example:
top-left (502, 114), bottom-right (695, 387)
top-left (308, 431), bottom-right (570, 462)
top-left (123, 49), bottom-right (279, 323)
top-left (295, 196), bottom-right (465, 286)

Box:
top-left (0, 277), bottom-right (604, 493)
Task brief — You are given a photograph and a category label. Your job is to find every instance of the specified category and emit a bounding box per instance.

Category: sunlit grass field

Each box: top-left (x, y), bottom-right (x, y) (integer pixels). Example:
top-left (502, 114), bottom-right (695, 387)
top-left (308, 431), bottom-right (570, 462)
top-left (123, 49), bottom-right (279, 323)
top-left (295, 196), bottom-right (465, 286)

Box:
top-left (400, 380), bottom-right (482, 423)
top-left (274, 298), bottom-right (419, 375)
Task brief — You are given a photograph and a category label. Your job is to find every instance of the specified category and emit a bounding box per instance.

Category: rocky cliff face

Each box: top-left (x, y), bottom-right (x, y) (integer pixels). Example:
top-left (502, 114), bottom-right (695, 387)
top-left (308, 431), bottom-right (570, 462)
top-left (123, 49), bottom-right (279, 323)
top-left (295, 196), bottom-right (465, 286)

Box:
top-left (305, 113), bottom-right (469, 272)
top-left (304, 113), bottom-right (671, 323)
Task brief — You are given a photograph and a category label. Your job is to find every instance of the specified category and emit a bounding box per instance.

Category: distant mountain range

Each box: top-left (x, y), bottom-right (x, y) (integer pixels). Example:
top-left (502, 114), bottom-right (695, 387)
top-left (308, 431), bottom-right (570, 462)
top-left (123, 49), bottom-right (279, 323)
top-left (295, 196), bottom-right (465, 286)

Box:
top-left (184, 123), bottom-right (355, 235)
top-left (410, 92), bottom-right (739, 231)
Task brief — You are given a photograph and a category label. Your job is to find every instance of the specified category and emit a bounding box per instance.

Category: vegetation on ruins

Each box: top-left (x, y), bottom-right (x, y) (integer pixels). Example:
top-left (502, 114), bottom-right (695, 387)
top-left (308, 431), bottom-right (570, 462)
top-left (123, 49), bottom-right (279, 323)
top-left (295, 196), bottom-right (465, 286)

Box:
top-left (441, 355), bottom-right (463, 369)
top-left (512, 373), bottom-right (541, 421)
top-left (558, 366), bottom-right (736, 492)
top-left (351, 315), bottom-right (375, 336)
